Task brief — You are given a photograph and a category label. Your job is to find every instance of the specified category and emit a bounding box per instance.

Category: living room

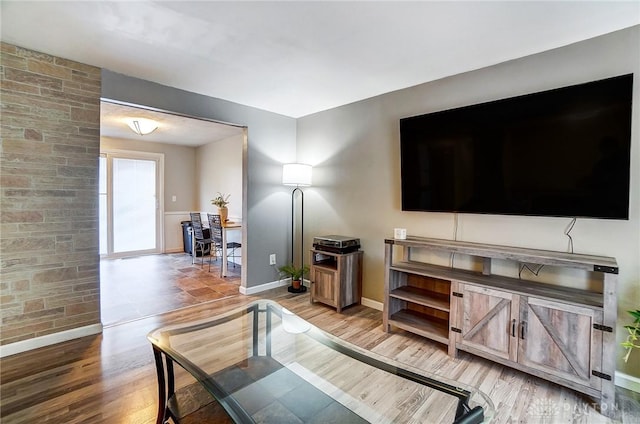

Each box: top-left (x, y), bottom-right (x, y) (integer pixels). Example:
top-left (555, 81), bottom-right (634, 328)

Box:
top-left (1, 2), bottom-right (639, 423)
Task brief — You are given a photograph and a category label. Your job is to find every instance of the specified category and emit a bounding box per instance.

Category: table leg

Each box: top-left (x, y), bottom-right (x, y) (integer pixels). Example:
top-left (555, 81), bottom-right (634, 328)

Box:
top-left (190, 227), bottom-right (195, 265)
top-left (222, 227), bottom-right (228, 277)
top-left (152, 346), bottom-right (168, 424)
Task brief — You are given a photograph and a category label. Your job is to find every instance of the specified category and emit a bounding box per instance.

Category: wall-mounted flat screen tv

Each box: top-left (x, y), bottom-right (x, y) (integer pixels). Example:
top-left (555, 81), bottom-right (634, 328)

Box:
top-left (400, 74), bottom-right (633, 219)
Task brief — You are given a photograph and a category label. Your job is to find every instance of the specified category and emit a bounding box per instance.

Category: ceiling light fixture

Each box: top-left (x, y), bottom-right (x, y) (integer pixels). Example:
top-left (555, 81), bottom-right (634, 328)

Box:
top-left (126, 118), bottom-right (158, 136)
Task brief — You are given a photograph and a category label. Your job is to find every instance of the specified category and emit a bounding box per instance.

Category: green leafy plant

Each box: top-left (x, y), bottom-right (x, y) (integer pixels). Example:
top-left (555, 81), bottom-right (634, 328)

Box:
top-left (278, 264), bottom-right (309, 281)
top-left (211, 192), bottom-right (230, 208)
top-left (622, 309), bottom-right (640, 363)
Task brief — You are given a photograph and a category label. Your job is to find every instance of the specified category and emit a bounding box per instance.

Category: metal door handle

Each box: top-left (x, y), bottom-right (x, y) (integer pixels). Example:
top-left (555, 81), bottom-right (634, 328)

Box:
top-left (520, 321), bottom-right (527, 339)
top-left (511, 319), bottom-right (516, 337)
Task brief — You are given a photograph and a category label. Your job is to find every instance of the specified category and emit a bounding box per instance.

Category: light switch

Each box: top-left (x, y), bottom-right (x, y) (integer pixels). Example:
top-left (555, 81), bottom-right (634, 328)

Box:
top-left (172, 195), bottom-right (177, 202)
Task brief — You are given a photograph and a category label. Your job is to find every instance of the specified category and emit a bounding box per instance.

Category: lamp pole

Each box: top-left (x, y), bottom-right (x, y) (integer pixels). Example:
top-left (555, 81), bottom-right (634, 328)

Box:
top-left (282, 163), bottom-right (312, 293)
top-left (291, 186), bottom-right (304, 292)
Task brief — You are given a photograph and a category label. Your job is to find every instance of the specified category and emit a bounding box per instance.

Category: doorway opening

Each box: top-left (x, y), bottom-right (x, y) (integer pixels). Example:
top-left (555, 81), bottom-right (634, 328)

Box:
top-left (99, 100), bottom-right (247, 326)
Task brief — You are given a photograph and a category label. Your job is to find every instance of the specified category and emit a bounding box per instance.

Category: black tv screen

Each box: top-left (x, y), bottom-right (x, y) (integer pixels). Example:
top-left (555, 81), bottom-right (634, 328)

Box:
top-left (400, 74), bottom-right (633, 219)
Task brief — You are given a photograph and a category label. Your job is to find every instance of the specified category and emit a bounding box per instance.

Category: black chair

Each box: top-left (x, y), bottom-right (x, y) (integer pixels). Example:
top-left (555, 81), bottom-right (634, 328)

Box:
top-left (189, 212), bottom-right (212, 267)
top-left (207, 213), bottom-right (241, 275)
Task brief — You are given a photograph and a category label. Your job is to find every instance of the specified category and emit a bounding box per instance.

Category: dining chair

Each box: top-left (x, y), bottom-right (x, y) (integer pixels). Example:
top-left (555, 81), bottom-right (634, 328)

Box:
top-left (189, 212), bottom-right (212, 267)
top-left (207, 213), bottom-right (241, 275)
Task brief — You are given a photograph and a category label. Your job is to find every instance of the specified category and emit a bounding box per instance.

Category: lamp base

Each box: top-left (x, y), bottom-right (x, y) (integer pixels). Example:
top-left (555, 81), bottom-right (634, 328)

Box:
top-left (287, 285), bottom-right (307, 294)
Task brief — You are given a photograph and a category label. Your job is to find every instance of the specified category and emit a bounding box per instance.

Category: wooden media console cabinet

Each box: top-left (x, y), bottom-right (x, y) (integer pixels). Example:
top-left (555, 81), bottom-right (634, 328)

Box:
top-left (310, 249), bottom-right (363, 313)
top-left (383, 236), bottom-right (618, 416)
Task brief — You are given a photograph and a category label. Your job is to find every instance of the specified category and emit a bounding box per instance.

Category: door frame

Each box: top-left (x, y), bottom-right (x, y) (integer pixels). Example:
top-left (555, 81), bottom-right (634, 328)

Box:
top-left (100, 148), bottom-right (165, 258)
top-left (99, 98), bottom-right (248, 292)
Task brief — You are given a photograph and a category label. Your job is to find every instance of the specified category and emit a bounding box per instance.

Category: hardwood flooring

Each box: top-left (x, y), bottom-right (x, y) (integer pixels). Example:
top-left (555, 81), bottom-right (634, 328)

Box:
top-left (1, 255), bottom-right (639, 423)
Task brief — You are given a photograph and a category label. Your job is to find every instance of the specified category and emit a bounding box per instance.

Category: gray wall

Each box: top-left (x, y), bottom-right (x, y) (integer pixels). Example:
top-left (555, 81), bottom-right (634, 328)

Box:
top-left (296, 26), bottom-right (640, 376)
top-left (101, 70), bottom-right (297, 287)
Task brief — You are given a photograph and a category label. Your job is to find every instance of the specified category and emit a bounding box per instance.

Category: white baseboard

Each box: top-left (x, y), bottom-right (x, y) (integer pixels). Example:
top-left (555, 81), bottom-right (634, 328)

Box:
top-left (238, 282), bottom-right (385, 311)
top-left (361, 297), bottom-right (383, 311)
top-left (616, 371), bottom-right (640, 393)
top-left (240, 278), bottom-right (290, 295)
top-left (0, 323), bottom-right (103, 358)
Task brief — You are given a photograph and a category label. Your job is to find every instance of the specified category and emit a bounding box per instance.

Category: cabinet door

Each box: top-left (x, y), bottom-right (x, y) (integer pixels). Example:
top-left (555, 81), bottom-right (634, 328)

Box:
top-left (311, 267), bottom-right (337, 307)
top-left (457, 284), bottom-right (519, 361)
top-left (518, 297), bottom-right (602, 390)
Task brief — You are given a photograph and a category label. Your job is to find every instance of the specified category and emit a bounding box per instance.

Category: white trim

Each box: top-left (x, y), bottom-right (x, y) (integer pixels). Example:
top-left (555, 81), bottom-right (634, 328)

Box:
top-left (361, 297), bottom-right (384, 311)
top-left (101, 98), bottom-right (246, 130)
top-left (240, 279), bottom-right (291, 295)
top-left (615, 371), bottom-right (640, 393)
top-left (100, 149), bottom-right (165, 257)
top-left (0, 323), bottom-right (103, 358)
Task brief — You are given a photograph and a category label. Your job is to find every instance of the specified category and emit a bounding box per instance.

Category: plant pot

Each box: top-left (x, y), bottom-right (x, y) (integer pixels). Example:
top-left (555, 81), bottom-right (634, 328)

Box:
top-left (291, 279), bottom-right (301, 290)
top-left (217, 206), bottom-right (228, 223)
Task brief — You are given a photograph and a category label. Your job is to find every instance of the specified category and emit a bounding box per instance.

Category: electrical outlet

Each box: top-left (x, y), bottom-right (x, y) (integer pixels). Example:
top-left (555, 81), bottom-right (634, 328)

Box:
top-left (269, 254), bottom-right (276, 265)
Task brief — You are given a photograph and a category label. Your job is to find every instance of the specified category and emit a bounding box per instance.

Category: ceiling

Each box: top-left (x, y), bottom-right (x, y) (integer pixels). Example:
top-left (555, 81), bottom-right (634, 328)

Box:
top-left (2, 2), bottom-right (639, 119)
top-left (101, 102), bottom-right (243, 146)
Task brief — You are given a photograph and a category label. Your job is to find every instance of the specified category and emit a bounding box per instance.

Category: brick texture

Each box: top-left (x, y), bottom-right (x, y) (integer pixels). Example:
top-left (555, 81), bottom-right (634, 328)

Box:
top-left (1, 43), bottom-right (101, 346)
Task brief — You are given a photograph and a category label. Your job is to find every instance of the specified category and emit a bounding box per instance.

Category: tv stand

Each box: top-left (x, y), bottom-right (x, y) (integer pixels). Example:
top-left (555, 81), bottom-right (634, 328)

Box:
top-left (383, 236), bottom-right (618, 417)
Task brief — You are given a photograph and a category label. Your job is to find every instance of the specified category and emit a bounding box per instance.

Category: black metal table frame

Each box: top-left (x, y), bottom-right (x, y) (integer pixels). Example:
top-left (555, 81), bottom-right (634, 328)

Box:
top-left (151, 302), bottom-right (485, 424)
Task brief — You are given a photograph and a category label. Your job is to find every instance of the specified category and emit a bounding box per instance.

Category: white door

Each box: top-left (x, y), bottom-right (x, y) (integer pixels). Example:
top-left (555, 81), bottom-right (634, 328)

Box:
top-left (99, 151), bottom-right (163, 257)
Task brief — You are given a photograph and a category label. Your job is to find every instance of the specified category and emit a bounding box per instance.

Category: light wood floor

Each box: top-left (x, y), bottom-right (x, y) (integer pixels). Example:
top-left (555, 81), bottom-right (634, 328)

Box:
top-left (1, 258), bottom-right (639, 423)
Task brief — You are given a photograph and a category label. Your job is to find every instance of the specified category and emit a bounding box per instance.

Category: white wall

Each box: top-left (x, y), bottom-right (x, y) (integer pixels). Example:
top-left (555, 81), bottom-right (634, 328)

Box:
top-left (196, 133), bottom-right (244, 251)
top-left (297, 26), bottom-right (640, 377)
top-left (196, 133), bottom-right (243, 219)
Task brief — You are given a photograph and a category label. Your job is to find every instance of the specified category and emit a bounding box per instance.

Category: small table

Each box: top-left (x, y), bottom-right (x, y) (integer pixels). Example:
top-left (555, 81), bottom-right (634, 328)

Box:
top-left (221, 221), bottom-right (241, 277)
top-left (148, 300), bottom-right (493, 424)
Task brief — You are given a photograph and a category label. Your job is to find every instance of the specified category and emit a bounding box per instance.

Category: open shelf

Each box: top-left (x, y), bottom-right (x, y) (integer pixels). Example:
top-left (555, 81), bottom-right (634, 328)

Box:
top-left (390, 260), bottom-right (603, 308)
top-left (389, 310), bottom-right (449, 345)
top-left (311, 251), bottom-right (338, 270)
top-left (389, 286), bottom-right (450, 313)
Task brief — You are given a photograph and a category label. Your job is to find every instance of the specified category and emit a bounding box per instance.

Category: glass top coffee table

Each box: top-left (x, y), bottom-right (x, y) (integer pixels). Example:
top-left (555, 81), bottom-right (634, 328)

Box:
top-left (148, 300), bottom-right (493, 424)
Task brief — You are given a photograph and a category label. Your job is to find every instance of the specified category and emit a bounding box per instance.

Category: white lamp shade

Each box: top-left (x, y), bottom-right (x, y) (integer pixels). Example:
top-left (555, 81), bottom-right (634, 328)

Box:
top-left (126, 118), bottom-right (158, 136)
top-left (282, 163), bottom-right (312, 186)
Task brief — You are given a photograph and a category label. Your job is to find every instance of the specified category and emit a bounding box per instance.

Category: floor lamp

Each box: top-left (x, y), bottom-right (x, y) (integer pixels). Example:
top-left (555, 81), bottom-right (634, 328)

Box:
top-left (282, 163), bottom-right (312, 293)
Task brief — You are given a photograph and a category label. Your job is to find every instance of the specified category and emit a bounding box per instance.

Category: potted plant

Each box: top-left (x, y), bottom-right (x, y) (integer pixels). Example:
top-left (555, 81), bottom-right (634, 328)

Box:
top-left (278, 263), bottom-right (309, 291)
top-left (211, 192), bottom-right (230, 222)
top-left (622, 309), bottom-right (640, 363)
